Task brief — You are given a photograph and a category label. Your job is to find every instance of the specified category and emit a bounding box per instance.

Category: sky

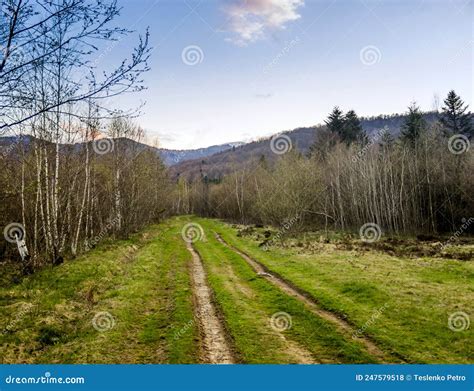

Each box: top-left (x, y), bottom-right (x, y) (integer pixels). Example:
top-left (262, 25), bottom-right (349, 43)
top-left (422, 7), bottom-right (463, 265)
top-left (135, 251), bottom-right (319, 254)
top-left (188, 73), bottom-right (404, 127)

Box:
top-left (104, 0), bottom-right (473, 149)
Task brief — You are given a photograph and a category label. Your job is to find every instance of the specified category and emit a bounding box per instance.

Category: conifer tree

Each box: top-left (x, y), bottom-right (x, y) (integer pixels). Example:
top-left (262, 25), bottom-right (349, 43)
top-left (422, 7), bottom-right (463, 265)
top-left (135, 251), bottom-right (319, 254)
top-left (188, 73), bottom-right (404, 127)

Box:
top-left (325, 106), bottom-right (345, 138)
top-left (400, 102), bottom-right (426, 147)
top-left (309, 107), bottom-right (345, 158)
top-left (440, 90), bottom-right (472, 137)
top-left (379, 128), bottom-right (394, 149)
top-left (343, 110), bottom-right (366, 144)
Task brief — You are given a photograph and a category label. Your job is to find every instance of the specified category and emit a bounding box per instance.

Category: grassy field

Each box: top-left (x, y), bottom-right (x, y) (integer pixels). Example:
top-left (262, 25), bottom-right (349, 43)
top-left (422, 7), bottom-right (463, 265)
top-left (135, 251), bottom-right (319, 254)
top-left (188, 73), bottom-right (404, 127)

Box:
top-left (1, 216), bottom-right (472, 363)
top-left (205, 218), bottom-right (473, 364)
top-left (0, 221), bottom-right (198, 364)
top-left (193, 223), bottom-right (378, 363)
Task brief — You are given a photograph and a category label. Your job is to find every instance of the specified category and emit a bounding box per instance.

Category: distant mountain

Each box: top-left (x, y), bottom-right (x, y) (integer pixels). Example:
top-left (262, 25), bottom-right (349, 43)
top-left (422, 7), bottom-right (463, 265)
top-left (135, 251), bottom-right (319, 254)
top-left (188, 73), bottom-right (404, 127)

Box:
top-left (0, 135), bottom-right (244, 167)
top-left (0, 112), bottom-right (446, 177)
top-left (157, 142), bottom-right (244, 166)
top-left (359, 112), bottom-right (439, 135)
top-left (169, 112), bottom-right (442, 181)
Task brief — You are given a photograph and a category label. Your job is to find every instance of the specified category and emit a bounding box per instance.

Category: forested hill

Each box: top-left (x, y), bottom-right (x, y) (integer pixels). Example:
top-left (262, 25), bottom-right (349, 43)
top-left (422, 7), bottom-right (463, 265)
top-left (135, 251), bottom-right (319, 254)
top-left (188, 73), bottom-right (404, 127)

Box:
top-left (0, 111), bottom-right (443, 178)
top-left (0, 136), bottom-right (243, 167)
top-left (169, 112), bottom-right (441, 181)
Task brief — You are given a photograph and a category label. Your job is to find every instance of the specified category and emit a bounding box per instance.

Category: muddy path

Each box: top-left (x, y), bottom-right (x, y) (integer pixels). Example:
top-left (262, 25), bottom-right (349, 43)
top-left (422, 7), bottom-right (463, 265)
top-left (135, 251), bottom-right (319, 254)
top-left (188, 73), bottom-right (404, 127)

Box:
top-left (206, 245), bottom-right (318, 364)
top-left (186, 241), bottom-right (235, 364)
top-left (215, 233), bottom-right (399, 363)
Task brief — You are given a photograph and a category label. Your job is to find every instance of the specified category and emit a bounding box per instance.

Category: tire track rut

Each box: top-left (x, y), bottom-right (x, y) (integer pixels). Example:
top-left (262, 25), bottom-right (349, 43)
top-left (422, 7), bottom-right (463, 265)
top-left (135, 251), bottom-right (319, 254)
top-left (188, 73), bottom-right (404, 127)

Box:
top-left (215, 233), bottom-right (397, 363)
top-left (186, 241), bottom-right (235, 364)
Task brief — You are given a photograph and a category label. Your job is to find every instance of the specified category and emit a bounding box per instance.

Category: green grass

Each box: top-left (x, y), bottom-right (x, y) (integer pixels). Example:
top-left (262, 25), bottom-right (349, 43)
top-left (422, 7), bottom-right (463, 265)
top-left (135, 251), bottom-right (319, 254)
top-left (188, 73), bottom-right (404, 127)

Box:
top-left (191, 217), bottom-right (379, 363)
top-left (0, 221), bottom-right (199, 364)
top-left (2, 216), bottom-right (472, 364)
top-left (204, 218), bottom-right (474, 364)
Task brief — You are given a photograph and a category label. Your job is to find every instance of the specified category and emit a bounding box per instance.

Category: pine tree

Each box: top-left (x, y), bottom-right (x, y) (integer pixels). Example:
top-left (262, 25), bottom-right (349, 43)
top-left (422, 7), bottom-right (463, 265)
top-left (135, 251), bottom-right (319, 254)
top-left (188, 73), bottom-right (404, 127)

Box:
top-left (400, 102), bottom-right (426, 147)
top-left (308, 128), bottom-right (338, 159)
top-left (440, 90), bottom-right (473, 137)
top-left (378, 128), bottom-right (394, 150)
top-left (309, 107), bottom-right (345, 158)
top-left (325, 106), bottom-right (345, 139)
top-left (343, 110), bottom-right (366, 144)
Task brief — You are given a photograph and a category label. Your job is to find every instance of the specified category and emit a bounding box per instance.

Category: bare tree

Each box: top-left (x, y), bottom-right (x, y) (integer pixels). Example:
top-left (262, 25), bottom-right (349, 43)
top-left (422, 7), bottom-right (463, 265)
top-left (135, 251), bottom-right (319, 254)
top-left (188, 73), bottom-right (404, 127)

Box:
top-left (0, 0), bottom-right (150, 132)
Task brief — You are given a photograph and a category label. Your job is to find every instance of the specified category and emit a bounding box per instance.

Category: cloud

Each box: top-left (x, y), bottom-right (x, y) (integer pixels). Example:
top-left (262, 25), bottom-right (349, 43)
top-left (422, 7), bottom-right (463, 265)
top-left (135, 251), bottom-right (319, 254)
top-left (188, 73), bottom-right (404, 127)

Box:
top-left (224, 0), bottom-right (304, 45)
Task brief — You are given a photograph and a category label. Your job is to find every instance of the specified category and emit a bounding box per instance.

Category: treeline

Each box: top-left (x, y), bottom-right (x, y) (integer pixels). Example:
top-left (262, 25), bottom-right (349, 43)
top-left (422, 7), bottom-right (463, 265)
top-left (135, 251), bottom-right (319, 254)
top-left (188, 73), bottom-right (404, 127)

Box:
top-left (177, 91), bottom-right (473, 235)
top-left (1, 120), bottom-right (173, 264)
top-left (0, 1), bottom-right (173, 270)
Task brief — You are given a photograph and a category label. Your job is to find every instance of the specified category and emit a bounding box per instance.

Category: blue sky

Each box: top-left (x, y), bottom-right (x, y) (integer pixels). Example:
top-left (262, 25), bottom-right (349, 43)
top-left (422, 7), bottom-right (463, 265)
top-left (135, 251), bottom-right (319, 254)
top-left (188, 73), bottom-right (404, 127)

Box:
top-left (106, 0), bottom-right (473, 149)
